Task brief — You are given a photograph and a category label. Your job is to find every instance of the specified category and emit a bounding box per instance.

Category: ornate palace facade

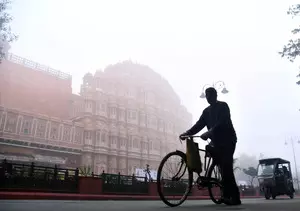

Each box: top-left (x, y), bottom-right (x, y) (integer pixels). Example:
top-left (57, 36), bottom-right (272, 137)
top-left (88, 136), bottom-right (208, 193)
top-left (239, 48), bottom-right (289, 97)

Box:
top-left (0, 54), bottom-right (192, 175)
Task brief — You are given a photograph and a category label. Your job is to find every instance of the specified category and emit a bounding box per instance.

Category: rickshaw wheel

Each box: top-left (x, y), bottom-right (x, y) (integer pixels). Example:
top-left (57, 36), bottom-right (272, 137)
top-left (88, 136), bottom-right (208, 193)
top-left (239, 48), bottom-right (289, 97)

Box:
top-left (265, 194), bottom-right (270, 200)
top-left (289, 193), bottom-right (294, 199)
top-left (264, 188), bottom-right (271, 200)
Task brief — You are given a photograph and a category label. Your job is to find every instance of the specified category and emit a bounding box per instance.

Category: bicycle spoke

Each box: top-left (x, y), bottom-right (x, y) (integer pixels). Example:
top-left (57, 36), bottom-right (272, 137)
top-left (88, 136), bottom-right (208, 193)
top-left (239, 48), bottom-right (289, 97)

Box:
top-left (157, 151), bottom-right (192, 207)
top-left (207, 163), bottom-right (223, 204)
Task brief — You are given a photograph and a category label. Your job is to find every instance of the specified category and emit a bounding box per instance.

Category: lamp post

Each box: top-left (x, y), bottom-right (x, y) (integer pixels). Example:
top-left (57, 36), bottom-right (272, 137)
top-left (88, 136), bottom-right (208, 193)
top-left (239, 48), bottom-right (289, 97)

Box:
top-left (200, 81), bottom-right (229, 98)
top-left (285, 137), bottom-right (300, 191)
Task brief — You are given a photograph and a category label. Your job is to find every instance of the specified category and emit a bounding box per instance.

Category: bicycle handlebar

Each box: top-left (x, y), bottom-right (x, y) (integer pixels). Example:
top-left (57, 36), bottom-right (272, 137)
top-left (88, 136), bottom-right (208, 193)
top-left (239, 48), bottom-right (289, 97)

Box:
top-left (180, 135), bottom-right (202, 139)
top-left (179, 135), bottom-right (210, 144)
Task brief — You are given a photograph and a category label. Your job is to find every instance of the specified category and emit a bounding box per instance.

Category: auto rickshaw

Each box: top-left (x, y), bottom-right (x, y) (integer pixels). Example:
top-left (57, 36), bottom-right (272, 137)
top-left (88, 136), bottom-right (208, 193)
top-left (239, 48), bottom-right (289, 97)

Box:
top-left (257, 158), bottom-right (295, 199)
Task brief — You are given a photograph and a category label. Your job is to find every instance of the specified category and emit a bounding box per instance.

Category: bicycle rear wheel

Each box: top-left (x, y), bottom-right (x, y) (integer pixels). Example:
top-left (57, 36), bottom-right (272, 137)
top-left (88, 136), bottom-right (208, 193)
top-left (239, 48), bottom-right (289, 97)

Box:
top-left (157, 151), bottom-right (193, 207)
top-left (207, 162), bottom-right (223, 204)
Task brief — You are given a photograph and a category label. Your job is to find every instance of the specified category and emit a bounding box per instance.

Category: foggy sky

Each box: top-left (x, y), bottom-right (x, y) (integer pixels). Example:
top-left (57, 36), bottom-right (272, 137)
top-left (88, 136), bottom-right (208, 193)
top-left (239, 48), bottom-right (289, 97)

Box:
top-left (6, 0), bottom-right (300, 168)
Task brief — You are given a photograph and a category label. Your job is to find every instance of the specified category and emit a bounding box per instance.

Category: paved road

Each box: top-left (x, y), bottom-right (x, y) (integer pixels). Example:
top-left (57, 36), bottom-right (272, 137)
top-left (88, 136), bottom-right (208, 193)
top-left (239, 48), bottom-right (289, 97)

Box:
top-left (1, 198), bottom-right (299, 211)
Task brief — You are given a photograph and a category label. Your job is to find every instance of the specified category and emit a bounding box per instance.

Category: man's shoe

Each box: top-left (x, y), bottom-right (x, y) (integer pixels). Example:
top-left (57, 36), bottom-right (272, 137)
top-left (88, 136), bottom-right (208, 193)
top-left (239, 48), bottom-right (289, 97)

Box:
top-left (223, 198), bottom-right (241, 206)
top-left (232, 198), bottom-right (242, 205)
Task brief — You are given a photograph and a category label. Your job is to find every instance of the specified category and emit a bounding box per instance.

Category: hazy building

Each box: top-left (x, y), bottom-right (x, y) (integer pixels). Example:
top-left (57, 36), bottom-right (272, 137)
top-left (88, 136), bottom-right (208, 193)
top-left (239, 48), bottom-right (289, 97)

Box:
top-left (0, 53), bottom-right (72, 119)
top-left (0, 54), bottom-right (192, 175)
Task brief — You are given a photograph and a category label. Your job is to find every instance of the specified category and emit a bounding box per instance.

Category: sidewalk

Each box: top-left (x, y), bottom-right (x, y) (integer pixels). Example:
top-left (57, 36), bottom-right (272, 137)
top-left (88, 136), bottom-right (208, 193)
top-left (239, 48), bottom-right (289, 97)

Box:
top-left (0, 192), bottom-right (265, 200)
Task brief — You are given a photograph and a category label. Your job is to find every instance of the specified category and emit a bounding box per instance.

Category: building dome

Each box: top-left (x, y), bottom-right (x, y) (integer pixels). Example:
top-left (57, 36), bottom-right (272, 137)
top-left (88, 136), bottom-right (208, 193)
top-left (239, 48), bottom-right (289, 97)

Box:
top-left (94, 69), bottom-right (103, 77)
top-left (104, 61), bottom-right (180, 104)
top-left (83, 72), bottom-right (93, 79)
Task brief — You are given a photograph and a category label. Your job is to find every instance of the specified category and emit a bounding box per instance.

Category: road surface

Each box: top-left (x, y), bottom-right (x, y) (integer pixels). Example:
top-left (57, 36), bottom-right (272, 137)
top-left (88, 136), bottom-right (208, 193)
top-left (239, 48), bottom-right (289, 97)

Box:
top-left (1, 198), bottom-right (299, 211)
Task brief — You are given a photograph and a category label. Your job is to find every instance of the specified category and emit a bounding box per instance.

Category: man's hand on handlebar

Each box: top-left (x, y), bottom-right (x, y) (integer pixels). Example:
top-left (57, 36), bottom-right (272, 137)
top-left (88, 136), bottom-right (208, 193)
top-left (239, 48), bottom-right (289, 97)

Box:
top-left (200, 130), bottom-right (212, 141)
top-left (179, 130), bottom-right (212, 141)
top-left (179, 132), bottom-right (188, 140)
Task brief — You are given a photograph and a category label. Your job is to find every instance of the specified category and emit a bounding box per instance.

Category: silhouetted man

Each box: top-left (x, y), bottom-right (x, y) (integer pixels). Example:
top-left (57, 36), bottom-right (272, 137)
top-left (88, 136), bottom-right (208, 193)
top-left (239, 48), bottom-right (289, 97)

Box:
top-left (180, 87), bottom-right (241, 205)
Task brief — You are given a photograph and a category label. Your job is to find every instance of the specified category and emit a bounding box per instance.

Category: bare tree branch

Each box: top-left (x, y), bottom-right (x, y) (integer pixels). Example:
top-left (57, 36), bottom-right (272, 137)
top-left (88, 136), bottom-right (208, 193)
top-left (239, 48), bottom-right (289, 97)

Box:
top-left (280, 4), bottom-right (300, 85)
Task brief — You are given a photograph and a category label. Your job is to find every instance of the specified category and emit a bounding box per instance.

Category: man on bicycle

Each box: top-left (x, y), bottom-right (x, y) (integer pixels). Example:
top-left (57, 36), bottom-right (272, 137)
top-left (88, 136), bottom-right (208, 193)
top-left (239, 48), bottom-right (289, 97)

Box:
top-left (179, 87), bottom-right (241, 205)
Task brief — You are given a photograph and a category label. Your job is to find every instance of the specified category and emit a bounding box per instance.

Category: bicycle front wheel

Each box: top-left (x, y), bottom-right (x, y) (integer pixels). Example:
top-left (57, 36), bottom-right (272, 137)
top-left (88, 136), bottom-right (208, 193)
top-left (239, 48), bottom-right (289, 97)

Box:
top-left (157, 151), bottom-right (193, 207)
top-left (207, 162), bottom-right (223, 204)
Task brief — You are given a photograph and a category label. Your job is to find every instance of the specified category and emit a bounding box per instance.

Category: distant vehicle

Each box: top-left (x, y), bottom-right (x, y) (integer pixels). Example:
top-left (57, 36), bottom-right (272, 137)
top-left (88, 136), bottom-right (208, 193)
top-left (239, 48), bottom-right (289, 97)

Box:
top-left (257, 158), bottom-right (295, 199)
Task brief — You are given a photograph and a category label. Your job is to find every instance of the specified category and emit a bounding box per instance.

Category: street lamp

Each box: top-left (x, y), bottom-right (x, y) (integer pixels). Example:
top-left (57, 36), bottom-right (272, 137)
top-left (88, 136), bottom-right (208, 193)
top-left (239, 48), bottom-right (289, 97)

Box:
top-left (284, 137), bottom-right (300, 191)
top-left (200, 81), bottom-right (229, 99)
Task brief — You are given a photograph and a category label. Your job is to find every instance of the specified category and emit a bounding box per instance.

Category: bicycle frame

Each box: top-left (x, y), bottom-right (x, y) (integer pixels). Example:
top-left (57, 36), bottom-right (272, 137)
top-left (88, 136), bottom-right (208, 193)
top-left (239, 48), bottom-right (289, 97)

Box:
top-left (178, 135), bottom-right (220, 185)
top-left (200, 148), bottom-right (213, 177)
top-left (180, 136), bottom-right (212, 171)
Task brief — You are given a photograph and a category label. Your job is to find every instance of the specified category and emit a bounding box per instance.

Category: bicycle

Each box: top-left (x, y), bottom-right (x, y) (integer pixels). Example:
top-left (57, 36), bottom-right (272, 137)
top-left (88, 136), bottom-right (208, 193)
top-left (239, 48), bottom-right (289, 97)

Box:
top-left (157, 135), bottom-right (223, 207)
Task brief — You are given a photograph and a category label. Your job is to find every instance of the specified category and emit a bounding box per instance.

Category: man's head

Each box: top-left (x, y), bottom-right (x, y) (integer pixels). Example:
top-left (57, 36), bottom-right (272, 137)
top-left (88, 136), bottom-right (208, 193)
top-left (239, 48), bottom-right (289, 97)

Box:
top-left (205, 87), bottom-right (217, 105)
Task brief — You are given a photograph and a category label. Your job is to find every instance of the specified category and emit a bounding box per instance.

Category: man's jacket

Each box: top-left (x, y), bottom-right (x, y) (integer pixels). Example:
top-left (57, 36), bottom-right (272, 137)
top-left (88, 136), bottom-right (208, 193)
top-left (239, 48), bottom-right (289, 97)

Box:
top-left (186, 101), bottom-right (237, 147)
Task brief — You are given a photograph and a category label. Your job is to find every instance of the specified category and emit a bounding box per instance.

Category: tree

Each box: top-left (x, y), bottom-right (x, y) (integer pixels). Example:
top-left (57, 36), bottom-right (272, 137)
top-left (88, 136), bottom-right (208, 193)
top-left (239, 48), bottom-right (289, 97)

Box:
top-left (0, 0), bottom-right (17, 61)
top-left (233, 158), bottom-right (241, 172)
top-left (243, 167), bottom-right (258, 186)
top-left (280, 4), bottom-right (300, 84)
top-left (234, 153), bottom-right (259, 186)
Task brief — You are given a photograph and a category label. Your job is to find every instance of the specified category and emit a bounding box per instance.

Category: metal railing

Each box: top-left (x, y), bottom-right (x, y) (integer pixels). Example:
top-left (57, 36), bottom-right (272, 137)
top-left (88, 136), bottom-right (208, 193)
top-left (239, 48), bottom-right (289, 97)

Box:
top-left (0, 159), bottom-right (79, 193)
top-left (0, 159), bottom-right (263, 196)
top-left (5, 53), bottom-right (72, 81)
top-left (101, 172), bottom-right (149, 195)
